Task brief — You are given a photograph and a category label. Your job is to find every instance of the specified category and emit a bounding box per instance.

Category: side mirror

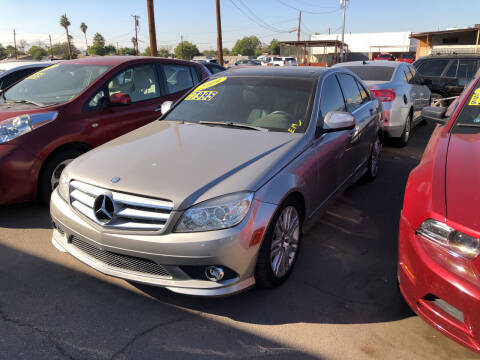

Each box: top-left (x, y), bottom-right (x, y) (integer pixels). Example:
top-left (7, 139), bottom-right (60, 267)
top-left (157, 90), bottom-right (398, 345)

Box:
top-left (160, 101), bottom-right (173, 115)
top-left (109, 92), bottom-right (131, 106)
top-left (421, 106), bottom-right (449, 125)
top-left (323, 111), bottom-right (355, 132)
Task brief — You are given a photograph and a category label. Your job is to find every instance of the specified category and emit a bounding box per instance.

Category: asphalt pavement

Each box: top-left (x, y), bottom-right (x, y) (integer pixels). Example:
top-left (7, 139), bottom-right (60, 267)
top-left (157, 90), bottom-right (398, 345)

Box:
top-left (0, 122), bottom-right (478, 360)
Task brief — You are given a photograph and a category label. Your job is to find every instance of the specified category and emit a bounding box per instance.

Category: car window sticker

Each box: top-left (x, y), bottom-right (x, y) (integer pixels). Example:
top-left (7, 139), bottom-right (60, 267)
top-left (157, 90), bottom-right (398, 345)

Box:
top-left (185, 77), bottom-right (226, 102)
top-left (25, 63), bottom-right (60, 80)
top-left (468, 88), bottom-right (480, 106)
top-left (288, 120), bottom-right (302, 133)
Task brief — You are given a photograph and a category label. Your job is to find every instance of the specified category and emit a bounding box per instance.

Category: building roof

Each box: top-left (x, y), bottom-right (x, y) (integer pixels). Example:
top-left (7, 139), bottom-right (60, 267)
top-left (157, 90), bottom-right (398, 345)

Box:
top-left (411, 26), bottom-right (480, 38)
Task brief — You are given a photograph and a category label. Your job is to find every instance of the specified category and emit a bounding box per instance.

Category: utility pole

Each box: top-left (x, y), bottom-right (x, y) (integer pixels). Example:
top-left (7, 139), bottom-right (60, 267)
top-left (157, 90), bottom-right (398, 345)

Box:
top-left (49, 34), bottom-right (53, 58)
top-left (147, 0), bottom-right (157, 56)
top-left (13, 29), bottom-right (17, 59)
top-left (297, 11), bottom-right (301, 41)
top-left (116, 42), bottom-right (119, 54)
top-left (340, 0), bottom-right (348, 63)
top-left (216, 0), bottom-right (224, 66)
top-left (181, 35), bottom-right (184, 59)
top-left (216, 0), bottom-right (223, 66)
top-left (132, 15), bottom-right (140, 55)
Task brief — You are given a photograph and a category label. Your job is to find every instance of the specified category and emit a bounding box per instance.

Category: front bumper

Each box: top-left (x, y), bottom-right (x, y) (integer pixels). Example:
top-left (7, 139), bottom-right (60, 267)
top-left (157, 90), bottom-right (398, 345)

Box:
top-left (50, 190), bottom-right (277, 296)
top-left (398, 214), bottom-right (480, 354)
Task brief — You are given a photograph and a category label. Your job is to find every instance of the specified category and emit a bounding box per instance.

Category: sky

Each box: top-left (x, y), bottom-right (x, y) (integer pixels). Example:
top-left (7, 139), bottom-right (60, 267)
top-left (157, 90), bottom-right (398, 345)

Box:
top-left (0, 0), bottom-right (479, 52)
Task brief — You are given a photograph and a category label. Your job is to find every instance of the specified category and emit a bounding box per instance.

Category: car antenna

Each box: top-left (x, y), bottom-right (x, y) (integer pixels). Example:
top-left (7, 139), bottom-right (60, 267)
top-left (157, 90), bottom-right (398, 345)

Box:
top-left (362, 60), bottom-right (367, 65)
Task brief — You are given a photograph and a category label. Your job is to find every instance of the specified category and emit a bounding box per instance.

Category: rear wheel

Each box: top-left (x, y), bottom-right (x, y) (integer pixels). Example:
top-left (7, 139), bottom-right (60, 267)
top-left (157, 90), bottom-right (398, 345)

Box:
top-left (39, 149), bottom-right (83, 205)
top-left (255, 198), bottom-right (303, 288)
top-left (399, 112), bottom-right (412, 147)
top-left (364, 134), bottom-right (382, 181)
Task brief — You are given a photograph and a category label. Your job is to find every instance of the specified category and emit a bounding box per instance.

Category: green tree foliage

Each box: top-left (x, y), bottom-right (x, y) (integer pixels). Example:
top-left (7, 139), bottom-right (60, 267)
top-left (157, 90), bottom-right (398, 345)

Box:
top-left (28, 45), bottom-right (48, 60)
top-left (118, 47), bottom-right (136, 56)
top-left (158, 48), bottom-right (170, 57)
top-left (59, 14), bottom-right (73, 59)
top-left (231, 36), bottom-right (261, 56)
top-left (104, 45), bottom-right (116, 55)
top-left (52, 42), bottom-right (79, 59)
top-left (142, 46), bottom-right (151, 56)
top-left (0, 43), bottom-right (7, 59)
top-left (80, 22), bottom-right (88, 54)
top-left (223, 48), bottom-right (231, 56)
top-left (269, 39), bottom-right (280, 55)
top-left (202, 49), bottom-right (217, 57)
top-left (92, 33), bottom-right (105, 47)
top-left (174, 41), bottom-right (200, 60)
top-left (88, 44), bottom-right (105, 56)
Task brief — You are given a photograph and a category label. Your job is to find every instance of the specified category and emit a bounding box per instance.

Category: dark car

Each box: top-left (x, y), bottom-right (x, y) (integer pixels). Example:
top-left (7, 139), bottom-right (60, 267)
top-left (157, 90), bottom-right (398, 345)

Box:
top-left (0, 61), bottom-right (60, 91)
top-left (203, 62), bottom-right (226, 74)
top-left (0, 56), bottom-right (209, 205)
top-left (413, 54), bottom-right (480, 106)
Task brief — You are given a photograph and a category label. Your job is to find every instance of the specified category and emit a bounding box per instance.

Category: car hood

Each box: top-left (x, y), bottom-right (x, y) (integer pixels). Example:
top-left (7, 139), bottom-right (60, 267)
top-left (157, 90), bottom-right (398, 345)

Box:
top-left (0, 102), bottom-right (59, 120)
top-left (67, 121), bottom-right (304, 210)
top-left (445, 133), bottom-right (480, 232)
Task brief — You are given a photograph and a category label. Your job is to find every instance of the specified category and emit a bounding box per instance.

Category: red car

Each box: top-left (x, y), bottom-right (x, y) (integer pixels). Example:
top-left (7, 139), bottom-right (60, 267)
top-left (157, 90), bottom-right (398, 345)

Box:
top-left (374, 53), bottom-right (395, 61)
top-left (398, 73), bottom-right (480, 353)
top-left (0, 56), bottom-right (208, 204)
top-left (396, 54), bottom-right (415, 64)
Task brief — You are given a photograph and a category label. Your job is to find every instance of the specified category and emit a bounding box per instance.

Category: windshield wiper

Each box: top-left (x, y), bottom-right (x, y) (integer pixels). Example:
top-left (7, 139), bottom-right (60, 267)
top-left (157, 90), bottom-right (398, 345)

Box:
top-left (10, 99), bottom-right (45, 107)
top-left (199, 121), bottom-right (268, 131)
top-left (456, 123), bottom-right (480, 128)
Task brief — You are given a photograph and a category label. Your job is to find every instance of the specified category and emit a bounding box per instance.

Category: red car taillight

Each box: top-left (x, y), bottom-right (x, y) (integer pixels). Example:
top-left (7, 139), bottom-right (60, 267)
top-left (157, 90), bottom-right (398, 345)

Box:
top-left (372, 89), bottom-right (396, 102)
top-left (283, 60), bottom-right (286, 65)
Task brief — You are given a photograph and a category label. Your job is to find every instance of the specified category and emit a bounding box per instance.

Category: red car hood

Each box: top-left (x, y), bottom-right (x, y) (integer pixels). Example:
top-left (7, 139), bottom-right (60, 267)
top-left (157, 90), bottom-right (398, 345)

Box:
top-left (445, 133), bottom-right (480, 232)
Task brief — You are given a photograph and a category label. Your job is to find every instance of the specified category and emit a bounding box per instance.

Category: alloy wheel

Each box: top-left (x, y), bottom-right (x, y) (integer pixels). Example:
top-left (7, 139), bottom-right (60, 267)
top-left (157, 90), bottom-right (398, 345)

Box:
top-left (50, 159), bottom-right (73, 190)
top-left (270, 206), bottom-right (300, 278)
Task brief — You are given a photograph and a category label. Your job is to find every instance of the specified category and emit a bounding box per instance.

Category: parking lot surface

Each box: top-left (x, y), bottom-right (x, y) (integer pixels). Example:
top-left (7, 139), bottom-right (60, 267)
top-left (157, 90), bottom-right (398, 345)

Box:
top-left (0, 122), bottom-right (477, 360)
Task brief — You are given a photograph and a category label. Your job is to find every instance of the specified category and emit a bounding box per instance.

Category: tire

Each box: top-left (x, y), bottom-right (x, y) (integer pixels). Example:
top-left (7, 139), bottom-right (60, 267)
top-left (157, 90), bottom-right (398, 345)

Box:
top-left (430, 93), bottom-right (445, 107)
top-left (255, 198), bottom-right (303, 288)
top-left (38, 149), bottom-right (83, 205)
top-left (398, 111), bottom-right (412, 147)
top-left (364, 134), bottom-right (382, 181)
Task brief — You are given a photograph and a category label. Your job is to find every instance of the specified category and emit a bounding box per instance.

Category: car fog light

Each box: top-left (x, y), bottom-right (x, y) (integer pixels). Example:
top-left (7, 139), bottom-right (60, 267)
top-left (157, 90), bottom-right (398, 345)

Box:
top-left (205, 266), bottom-right (224, 282)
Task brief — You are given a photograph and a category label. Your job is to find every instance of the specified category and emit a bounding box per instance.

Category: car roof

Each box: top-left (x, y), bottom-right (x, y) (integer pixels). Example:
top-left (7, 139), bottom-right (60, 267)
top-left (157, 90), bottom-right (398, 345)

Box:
top-left (332, 60), bottom-right (404, 68)
top-left (417, 54), bottom-right (480, 60)
top-left (59, 56), bottom-right (199, 67)
top-left (0, 60), bottom-right (57, 71)
top-left (221, 66), bottom-right (327, 78)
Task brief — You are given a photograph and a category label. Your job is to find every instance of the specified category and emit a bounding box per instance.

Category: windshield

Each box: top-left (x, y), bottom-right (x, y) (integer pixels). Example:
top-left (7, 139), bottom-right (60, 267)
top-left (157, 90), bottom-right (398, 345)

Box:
top-left (451, 81), bottom-right (480, 133)
top-left (3, 63), bottom-right (109, 106)
top-left (343, 66), bottom-right (395, 82)
top-left (164, 76), bottom-right (315, 133)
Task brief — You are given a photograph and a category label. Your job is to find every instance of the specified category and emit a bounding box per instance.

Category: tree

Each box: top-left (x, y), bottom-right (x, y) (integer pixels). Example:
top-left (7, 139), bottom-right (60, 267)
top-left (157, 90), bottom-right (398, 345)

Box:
top-left (88, 44), bottom-right (105, 56)
top-left (60, 14), bottom-right (72, 59)
top-left (269, 39), bottom-right (280, 55)
top-left (104, 45), bottom-right (116, 55)
top-left (93, 32), bottom-right (105, 47)
top-left (52, 42), bottom-right (79, 59)
top-left (223, 48), bottom-right (230, 56)
top-left (142, 46), bottom-right (151, 56)
top-left (28, 45), bottom-right (48, 60)
top-left (158, 48), bottom-right (169, 58)
top-left (18, 40), bottom-right (28, 53)
top-left (174, 41), bottom-right (200, 60)
top-left (202, 49), bottom-right (217, 58)
top-left (0, 43), bottom-right (7, 60)
top-left (80, 22), bottom-right (88, 55)
top-left (118, 47), bottom-right (136, 56)
top-left (231, 36), bottom-right (261, 56)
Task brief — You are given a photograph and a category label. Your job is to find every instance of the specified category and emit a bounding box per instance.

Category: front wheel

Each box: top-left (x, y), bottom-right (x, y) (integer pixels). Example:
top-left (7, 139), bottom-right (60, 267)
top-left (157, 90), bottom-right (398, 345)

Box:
top-left (364, 135), bottom-right (382, 181)
top-left (39, 149), bottom-right (83, 205)
top-left (255, 198), bottom-right (303, 288)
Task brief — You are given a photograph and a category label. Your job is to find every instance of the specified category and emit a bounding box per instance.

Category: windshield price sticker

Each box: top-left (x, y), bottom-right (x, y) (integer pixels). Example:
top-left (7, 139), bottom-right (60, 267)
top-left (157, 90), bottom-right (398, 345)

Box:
top-left (288, 120), bottom-right (302, 133)
top-left (469, 89), bottom-right (480, 106)
top-left (195, 77), bottom-right (227, 91)
top-left (185, 90), bottom-right (218, 102)
top-left (25, 64), bottom-right (60, 80)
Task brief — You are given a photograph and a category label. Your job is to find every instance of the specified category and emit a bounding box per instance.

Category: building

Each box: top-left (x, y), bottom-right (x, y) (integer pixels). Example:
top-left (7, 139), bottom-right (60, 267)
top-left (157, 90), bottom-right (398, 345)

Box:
top-left (310, 32), bottom-right (416, 61)
top-left (410, 26), bottom-right (480, 58)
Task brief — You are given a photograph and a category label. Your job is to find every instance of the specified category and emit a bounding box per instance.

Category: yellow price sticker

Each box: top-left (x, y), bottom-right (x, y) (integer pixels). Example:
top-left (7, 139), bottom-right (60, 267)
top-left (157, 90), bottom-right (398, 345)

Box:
top-left (185, 90), bottom-right (218, 102)
top-left (469, 89), bottom-right (480, 106)
top-left (195, 77), bottom-right (227, 91)
top-left (288, 120), bottom-right (302, 133)
top-left (26, 63), bottom-right (60, 80)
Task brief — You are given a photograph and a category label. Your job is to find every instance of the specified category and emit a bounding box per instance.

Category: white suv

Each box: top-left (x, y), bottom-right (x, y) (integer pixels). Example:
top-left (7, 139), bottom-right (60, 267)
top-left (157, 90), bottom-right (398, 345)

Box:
top-left (262, 56), bottom-right (297, 66)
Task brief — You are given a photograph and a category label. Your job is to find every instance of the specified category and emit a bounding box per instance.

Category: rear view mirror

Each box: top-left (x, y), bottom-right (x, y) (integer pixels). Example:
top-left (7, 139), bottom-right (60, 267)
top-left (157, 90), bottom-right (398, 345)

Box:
top-left (421, 106), bottom-right (449, 125)
top-left (323, 111), bottom-right (355, 132)
top-left (109, 93), bottom-right (131, 106)
top-left (160, 101), bottom-right (173, 115)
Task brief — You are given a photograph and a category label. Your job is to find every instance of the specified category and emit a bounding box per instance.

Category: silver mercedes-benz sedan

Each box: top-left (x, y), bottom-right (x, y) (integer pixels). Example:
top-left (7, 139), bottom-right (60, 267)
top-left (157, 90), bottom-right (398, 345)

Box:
top-left (50, 67), bottom-right (383, 296)
top-left (332, 60), bottom-right (431, 146)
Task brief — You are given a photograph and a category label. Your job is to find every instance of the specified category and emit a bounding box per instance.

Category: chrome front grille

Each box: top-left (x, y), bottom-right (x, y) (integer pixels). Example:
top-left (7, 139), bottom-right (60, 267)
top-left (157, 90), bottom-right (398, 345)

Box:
top-left (71, 237), bottom-right (171, 278)
top-left (69, 180), bottom-right (173, 231)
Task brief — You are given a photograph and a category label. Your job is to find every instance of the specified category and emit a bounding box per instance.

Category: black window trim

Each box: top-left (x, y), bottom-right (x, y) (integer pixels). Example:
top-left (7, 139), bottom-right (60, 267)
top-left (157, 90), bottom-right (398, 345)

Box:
top-left (337, 72), bottom-right (370, 114)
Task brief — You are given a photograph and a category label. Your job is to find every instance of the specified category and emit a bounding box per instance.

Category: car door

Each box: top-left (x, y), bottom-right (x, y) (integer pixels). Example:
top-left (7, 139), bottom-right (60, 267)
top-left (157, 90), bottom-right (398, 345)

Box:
top-left (402, 65), bottom-right (424, 121)
top-left (336, 73), bottom-right (375, 179)
top-left (78, 63), bottom-right (165, 144)
top-left (416, 58), bottom-right (450, 94)
top-left (310, 74), bottom-right (351, 212)
top-left (409, 65), bottom-right (430, 109)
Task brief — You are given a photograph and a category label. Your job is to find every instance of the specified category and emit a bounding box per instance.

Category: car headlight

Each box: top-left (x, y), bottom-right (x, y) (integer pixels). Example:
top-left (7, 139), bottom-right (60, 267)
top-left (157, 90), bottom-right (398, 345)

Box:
top-left (58, 171), bottom-right (70, 203)
top-left (417, 219), bottom-right (480, 260)
top-left (175, 192), bottom-right (254, 232)
top-left (0, 111), bottom-right (58, 144)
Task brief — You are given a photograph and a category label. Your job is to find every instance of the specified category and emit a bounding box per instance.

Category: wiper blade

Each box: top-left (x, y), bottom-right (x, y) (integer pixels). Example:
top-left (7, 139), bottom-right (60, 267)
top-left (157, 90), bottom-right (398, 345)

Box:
top-left (8, 99), bottom-right (45, 107)
top-left (199, 121), bottom-right (268, 131)
top-left (456, 123), bottom-right (480, 128)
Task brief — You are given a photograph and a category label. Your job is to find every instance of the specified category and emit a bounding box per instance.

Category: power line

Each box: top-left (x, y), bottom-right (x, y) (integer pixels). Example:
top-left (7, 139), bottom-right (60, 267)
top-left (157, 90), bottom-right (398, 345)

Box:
top-left (229, 0), bottom-right (292, 33)
top-left (275, 0), bottom-right (341, 15)
top-left (237, 0), bottom-right (287, 33)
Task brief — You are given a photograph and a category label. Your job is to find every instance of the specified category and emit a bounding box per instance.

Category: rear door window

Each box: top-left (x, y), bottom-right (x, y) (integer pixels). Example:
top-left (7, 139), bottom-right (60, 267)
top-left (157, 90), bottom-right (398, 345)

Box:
top-left (108, 64), bottom-right (160, 102)
top-left (320, 75), bottom-right (346, 119)
top-left (417, 59), bottom-right (449, 76)
top-left (337, 73), bottom-right (363, 113)
top-left (445, 60), bottom-right (458, 78)
top-left (161, 64), bottom-right (196, 95)
top-left (457, 60), bottom-right (478, 86)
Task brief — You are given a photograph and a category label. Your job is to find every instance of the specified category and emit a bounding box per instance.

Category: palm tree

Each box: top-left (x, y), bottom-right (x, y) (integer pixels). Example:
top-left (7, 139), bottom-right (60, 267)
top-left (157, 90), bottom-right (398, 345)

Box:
top-left (60, 14), bottom-right (72, 59)
top-left (131, 37), bottom-right (138, 55)
top-left (80, 22), bottom-right (88, 55)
